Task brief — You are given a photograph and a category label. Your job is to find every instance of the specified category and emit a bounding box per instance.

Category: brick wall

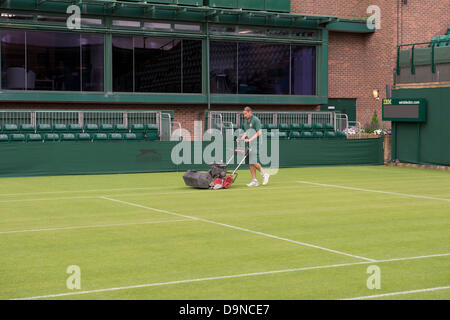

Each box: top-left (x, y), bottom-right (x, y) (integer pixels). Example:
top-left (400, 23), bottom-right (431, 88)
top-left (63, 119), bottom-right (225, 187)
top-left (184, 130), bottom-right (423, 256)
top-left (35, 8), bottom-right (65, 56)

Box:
top-left (293, 0), bottom-right (450, 128)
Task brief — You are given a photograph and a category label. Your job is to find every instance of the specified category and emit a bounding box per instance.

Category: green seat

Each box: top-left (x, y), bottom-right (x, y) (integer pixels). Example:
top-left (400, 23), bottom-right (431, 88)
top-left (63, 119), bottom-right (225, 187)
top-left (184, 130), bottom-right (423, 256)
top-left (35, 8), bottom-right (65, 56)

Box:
top-left (26, 133), bottom-right (43, 142)
top-left (3, 124), bottom-right (19, 133)
top-left (265, 124), bottom-right (277, 132)
top-left (131, 124), bottom-right (145, 133)
top-left (37, 124), bottom-right (52, 133)
top-left (108, 133), bottom-right (123, 140)
top-left (301, 131), bottom-right (313, 138)
top-left (53, 123), bottom-right (67, 133)
top-left (9, 133), bottom-right (25, 142)
top-left (84, 123), bottom-right (99, 133)
top-left (312, 131), bottom-right (324, 138)
top-left (100, 123), bottom-right (114, 132)
top-left (145, 124), bottom-right (159, 140)
top-left (312, 123), bottom-right (324, 131)
top-left (301, 123), bottom-right (312, 131)
top-left (93, 133), bottom-right (108, 141)
top-left (223, 123), bottom-right (237, 132)
top-left (68, 124), bottom-right (83, 133)
top-left (289, 131), bottom-right (301, 139)
top-left (278, 123), bottom-right (289, 132)
top-left (124, 133), bottom-right (138, 140)
top-left (60, 133), bottom-right (76, 141)
top-left (336, 131), bottom-right (347, 139)
top-left (324, 131), bottom-right (336, 138)
top-left (290, 123), bottom-right (301, 131)
top-left (145, 124), bottom-right (159, 132)
top-left (278, 131), bottom-right (288, 139)
top-left (44, 133), bottom-right (60, 141)
top-left (76, 133), bottom-right (91, 141)
top-left (146, 131), bottom-right (159, 141)
top-left (0, 134), bottom-right (9, 142)
top-left (20, 124), bottom-right (35, 133)
top-left (324, 123), bottom-right (334, 131)
top-left (114, 124), bottom-right (129, 133)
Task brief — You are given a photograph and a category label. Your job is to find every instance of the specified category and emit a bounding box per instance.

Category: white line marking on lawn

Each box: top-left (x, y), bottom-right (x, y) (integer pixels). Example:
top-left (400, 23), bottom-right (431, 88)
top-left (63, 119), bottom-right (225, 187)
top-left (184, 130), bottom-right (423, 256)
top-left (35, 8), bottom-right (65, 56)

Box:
top-left (0, 186), bottom-right (178, 197)
top-left (0, 195), bottom-right (101, 203)
top-left (0, 181), bottom-right (292, 198)
top-left (342, 286), bottom-right (450, 300)
top-left (100, 197), bottom-right (376, 262)
top-left (296, 181), bottom-right (450, 202)
top-left (0, 185), bottom-right (304, 204)
top-left (11, 252), bottom-right (450, 300)
top-left (0, 219), bottom-right (192, 235)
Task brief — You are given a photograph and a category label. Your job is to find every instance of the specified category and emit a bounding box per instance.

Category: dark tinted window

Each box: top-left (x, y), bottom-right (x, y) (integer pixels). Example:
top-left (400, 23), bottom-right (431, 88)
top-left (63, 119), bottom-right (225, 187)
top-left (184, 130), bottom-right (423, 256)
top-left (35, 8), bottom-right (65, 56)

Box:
top-left (291, 46), bottom-right (316, 95)
top-left (238, 42), bottom-right (290, 95)
top-left (27, 31), bottom-right (81, 91)
top-left (210, 41), bottom-right (317, 96)
top-left (134, 37), bottom-right (181, 93)
top-left (182, 40), bottom-right (202, 93)
top-left (210, 41), bottom-right (237, 94)
top-left (1, 30), bottom-right (26, 90)
top-left (82, 34), bottom-right (104, 91)
top-left (112, 36), bottom-right (133, 92)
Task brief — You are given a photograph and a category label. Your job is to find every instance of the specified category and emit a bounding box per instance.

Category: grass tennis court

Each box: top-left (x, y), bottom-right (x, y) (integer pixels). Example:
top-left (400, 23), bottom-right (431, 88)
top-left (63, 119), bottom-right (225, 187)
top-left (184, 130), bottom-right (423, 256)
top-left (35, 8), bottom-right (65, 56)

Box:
top-left (0, 165), bottom-right (449, 300)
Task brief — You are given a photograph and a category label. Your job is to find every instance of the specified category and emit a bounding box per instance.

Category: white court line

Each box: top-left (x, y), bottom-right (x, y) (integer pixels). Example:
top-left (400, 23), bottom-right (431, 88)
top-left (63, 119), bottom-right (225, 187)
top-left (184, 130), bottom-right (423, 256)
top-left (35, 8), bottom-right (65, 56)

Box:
top-left (11, 253), bottom-right (450, 300)
top-left (342, 286), bottom-right (450, 300)
top-left (0, 181), bottom-right (293, 198)
top-left (0, 219), bottom-right (192, 235)
top-left (101, 196), bottom-right (376, 262)
top-left (0, 184), bottom-right (303, 204)
top-left (0, 186), bottom-right (178, 197)
top-left (296, 181), bottom-right (450, 202)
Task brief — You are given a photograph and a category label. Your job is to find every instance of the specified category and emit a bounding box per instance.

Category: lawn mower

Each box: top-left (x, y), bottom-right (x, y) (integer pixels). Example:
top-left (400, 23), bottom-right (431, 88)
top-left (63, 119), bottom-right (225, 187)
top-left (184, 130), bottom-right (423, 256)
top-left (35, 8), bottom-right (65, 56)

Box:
top-left (182, 148), bottom-right (249, 190)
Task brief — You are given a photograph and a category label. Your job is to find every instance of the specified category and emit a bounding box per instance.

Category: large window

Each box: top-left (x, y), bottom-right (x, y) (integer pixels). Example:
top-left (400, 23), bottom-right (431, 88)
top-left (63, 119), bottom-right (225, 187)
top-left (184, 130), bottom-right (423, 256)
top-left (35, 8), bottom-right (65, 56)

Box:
top-left (1, 30), bottom-right (104, 91)
top-left (238, 42), bottom-right (290, 95)
top-left (112, 36), bottom-right (202, 93)
top-left (210, 41), bottom-right (316, 95)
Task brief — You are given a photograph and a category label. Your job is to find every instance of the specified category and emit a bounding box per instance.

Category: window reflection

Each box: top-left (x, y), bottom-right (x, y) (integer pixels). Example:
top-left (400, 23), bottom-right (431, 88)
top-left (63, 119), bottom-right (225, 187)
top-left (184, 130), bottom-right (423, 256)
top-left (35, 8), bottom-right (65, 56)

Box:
top-left (238, 42), bottom-right (290, 95)
top-left (27, 31), bottom-right (81, 91)
top-left (1, 30), bottom-right (26, 90)
top-left (1, 30), bottom-right (104, 91)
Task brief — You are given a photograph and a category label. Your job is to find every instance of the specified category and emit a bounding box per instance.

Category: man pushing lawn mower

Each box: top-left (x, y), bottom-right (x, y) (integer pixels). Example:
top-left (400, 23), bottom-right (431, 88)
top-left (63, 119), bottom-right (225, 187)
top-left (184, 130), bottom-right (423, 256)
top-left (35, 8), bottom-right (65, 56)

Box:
top-left (182, 106), bottom-right (269, 189)
top-left (237, 106), bottom-right (270, 187)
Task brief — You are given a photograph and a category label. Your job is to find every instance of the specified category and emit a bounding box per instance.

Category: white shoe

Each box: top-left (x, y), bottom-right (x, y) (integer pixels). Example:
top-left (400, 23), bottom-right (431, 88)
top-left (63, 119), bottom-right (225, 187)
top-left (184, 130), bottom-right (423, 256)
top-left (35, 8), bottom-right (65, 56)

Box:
top-left (262, 173), bottom-right (270, 185)
top-left (247, 180), bottom-right (259, 187)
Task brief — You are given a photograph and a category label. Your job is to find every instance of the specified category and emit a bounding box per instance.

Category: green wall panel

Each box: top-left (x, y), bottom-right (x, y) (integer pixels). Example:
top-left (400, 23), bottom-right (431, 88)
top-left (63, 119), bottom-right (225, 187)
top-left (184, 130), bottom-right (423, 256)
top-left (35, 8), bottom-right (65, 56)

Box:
top-left (0, 139), bottom-right (383, 178)
top-left (205, 0), bottom-right (290, 12)
top-left (265, 0), bottom-right (290, 13)
top-left (392, 87), bottom-right (450, 166)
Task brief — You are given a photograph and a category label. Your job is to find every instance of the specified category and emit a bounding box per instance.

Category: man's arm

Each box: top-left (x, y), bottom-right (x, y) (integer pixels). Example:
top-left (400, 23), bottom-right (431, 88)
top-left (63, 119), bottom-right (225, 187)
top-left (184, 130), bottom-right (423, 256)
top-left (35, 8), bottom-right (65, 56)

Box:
top-left (244, 130), bottom-right (261, 143)
top-left (237, 132), bottom-right (247, 141)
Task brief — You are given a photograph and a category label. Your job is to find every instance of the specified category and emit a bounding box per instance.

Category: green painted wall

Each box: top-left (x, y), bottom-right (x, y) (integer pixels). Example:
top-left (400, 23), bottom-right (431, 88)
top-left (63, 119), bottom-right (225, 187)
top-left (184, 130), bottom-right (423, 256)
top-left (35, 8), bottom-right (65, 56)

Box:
top-left (392, 87), bottom-right (450, 166)
top-left (0, 139), bottom-right (383, 177)
top-left (322, 98), bottom-right (356, 122)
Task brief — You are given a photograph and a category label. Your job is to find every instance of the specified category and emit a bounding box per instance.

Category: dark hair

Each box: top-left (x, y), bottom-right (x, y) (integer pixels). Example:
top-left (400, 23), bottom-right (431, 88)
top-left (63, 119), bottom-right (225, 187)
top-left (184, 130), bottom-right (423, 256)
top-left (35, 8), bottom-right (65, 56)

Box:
top-left (243, 106), bottom-right (252, 112)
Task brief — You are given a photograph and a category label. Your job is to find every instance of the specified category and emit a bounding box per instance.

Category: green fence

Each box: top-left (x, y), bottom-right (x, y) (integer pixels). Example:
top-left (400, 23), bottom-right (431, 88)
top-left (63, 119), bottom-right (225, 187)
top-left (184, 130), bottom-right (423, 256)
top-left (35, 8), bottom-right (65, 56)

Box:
top-left (0, 139), bottom-right (383, 177)
top-left (392, 86), bottom-right (450, 166)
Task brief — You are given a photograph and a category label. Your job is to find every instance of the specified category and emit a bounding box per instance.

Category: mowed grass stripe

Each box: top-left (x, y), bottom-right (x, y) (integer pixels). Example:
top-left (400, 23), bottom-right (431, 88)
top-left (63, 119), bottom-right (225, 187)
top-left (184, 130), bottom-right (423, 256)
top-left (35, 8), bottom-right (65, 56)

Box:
top-left (11, 253), bottom-right (450, 300)
top-left (296, 181), bottom-right (450, 202)
top-left (0, 197), bottom-right (191, 232)
top-left (1, 219), bottom-right (356, 300)
top-left (101, 196), bottom-right (376, 262)
top-left (0, 219), bottom-right (193, 234)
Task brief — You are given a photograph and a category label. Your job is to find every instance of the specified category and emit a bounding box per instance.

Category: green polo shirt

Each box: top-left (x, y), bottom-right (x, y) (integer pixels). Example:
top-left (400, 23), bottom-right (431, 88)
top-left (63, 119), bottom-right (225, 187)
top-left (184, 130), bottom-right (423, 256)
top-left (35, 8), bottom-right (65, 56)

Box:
top-left (243, 115), bottom-right (262, 134)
